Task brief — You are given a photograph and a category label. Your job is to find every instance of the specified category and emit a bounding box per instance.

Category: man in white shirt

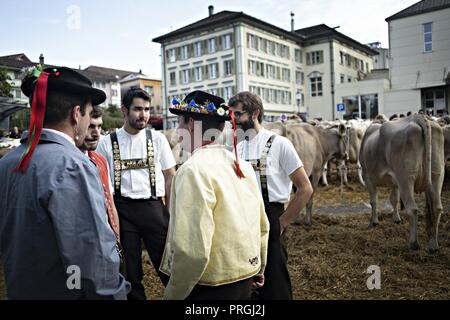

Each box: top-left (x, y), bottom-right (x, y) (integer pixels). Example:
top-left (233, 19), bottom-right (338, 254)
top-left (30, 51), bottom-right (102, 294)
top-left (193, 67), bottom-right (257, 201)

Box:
top-left (97, 87), bottom-right (176, 300)
top-left (229, 91), bottom-right (313, 300)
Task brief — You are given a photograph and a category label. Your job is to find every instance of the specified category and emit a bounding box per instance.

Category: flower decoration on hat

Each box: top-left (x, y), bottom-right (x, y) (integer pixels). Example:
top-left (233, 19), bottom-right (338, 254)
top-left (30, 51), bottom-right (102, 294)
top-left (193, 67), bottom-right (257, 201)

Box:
top-left (170, 98), bottom-right (230, 118)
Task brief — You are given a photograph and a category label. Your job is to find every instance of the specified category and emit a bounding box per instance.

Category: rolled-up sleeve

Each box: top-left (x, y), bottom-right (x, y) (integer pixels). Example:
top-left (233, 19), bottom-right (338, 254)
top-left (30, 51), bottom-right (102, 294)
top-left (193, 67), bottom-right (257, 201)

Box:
top-left (47, 159), bottom-right (129, 299)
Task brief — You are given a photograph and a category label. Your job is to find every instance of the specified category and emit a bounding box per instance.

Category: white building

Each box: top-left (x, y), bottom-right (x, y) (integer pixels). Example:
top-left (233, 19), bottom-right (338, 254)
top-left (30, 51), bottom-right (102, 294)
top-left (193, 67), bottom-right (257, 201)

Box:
top-left (385, 0), bottom-right (450, 116)
top-left (367, 42), bottom-right (390, 69)
top-left (153, 6), bottom-right (378, 127)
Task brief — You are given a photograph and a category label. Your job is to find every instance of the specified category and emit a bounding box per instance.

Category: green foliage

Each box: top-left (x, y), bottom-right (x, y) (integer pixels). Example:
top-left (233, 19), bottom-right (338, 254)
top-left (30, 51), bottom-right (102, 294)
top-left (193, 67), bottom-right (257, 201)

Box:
top-left (0, 67), bottom-right (12, 98)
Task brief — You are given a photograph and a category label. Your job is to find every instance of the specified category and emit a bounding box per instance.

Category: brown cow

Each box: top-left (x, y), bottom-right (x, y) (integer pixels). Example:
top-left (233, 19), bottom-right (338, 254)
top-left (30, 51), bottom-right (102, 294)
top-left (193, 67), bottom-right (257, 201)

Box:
top-left (360, 115), bottom-right (444, 252)
top-left (286, 123), bottom-right (349, 225)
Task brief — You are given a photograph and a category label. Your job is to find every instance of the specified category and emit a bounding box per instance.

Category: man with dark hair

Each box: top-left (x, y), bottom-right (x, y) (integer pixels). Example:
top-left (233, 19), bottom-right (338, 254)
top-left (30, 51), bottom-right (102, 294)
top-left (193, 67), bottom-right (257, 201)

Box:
top-left (228, 91), bottom-right (313, 300)
top-left (160, 91), bottom-right (269, 300)
top-left (79, 105), bottom-right (121, 247)
top-left (96, 87), bottom-right (176, 300)
top-left (0, 66), bottom-right (129, 299)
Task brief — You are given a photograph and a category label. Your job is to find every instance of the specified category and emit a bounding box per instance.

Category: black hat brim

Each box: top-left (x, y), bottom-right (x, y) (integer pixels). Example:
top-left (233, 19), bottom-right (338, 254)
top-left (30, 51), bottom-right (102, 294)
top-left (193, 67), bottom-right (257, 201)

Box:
top-left (169, 107), bottom-right (231, 121)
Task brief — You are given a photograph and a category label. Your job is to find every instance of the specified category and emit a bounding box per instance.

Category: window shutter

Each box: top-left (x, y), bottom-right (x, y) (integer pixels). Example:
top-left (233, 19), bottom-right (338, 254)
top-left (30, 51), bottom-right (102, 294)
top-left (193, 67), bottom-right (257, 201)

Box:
top-left (306, 53), bottom-right (311, 65)
top-left (217, 36), bottom-right (222, 51)
top-left (230, 33), bottom-right (234, 48)
top-left (319, 51), bottom-right (324, 63)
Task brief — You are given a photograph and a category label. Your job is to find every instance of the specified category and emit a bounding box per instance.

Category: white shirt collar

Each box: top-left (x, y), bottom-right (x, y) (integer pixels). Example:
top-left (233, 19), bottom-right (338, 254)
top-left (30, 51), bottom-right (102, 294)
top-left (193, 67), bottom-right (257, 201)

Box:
top-left (42, 128), bottom-right (76, 146)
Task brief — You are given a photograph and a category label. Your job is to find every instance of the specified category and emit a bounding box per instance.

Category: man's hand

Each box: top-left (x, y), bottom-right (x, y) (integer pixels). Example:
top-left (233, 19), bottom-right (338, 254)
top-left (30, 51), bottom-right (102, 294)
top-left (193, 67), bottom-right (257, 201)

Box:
top-left (252, 274), bottom-right (265, 289)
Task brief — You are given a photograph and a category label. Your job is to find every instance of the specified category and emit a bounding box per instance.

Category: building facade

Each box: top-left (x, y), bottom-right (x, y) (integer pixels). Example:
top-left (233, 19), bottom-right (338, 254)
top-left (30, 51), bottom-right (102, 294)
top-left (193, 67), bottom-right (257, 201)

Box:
top-left (385, 0), bottom-right (450, 116)
top-left (153, 7), bottom-right (377, 127)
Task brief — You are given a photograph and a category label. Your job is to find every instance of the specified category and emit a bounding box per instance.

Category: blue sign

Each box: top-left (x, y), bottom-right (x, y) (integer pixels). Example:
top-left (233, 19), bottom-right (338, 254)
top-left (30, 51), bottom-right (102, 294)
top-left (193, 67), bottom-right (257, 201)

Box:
top-left (337, 103), bottom-right (345, 112)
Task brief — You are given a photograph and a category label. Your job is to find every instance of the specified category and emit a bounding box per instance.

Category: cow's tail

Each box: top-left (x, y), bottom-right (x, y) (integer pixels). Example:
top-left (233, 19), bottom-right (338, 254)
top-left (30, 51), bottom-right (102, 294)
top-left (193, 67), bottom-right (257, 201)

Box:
top-left (417, 115), bottom-right (434, 218)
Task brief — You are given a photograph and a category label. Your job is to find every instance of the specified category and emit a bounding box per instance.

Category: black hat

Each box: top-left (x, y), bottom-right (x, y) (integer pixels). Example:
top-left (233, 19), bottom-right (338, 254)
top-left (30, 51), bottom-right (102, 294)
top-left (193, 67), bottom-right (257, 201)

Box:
top-left (169, 90), bottom-right (230, 120)
top-left (21, 66), bottom-right (106, 105)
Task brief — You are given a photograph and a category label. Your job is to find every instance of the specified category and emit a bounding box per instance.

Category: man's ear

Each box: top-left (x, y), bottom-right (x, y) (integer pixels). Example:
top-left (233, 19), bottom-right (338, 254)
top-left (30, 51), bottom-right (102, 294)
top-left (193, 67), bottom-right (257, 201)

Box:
top-left (71, 105), bottom-right (81, 126)
top-left (253, 109), bottom-right (260, 121)
top-left (121, 105), bottom-right (128, 117)
top-left (188, 117), bottom-right (195, 132)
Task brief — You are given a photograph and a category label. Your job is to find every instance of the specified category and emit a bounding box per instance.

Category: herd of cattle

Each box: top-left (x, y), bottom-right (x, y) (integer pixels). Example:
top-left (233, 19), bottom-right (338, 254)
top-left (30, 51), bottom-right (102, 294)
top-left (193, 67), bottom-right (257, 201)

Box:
top-left (1, 113), bottom-right (449, 253)
top-left (163, 113), bottom-right (450, 253)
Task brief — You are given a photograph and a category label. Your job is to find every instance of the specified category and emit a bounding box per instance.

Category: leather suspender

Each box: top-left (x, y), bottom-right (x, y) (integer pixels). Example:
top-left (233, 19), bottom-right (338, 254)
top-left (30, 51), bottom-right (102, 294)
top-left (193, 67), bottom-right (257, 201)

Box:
top-left (243, 135), bottom-right (276, 204)
top-left (110, 129), bottom-right (157, 199)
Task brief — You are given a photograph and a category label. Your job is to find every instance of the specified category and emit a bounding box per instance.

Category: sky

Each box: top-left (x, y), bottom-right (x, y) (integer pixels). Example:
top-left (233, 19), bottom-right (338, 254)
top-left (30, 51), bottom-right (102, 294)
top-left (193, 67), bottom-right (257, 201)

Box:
top-left (0, 0), bottom-right (419, 79)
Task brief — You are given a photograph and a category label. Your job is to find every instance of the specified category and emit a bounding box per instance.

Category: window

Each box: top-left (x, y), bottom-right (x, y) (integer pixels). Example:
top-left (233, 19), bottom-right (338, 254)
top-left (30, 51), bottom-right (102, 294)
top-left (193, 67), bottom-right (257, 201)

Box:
top-left (224, 60), bottom-right (233, 76)
top-left (223, 86), bottom-right (234, 101)
top-left (194, 66), bottom-right (202, 82)
top-left (424, 22), bottom-right (432, 52)
top-left (296, 71), bottom-right (304, 85)
top-left (258, 37), bottom-right (266, 52)
top-left (275, 43), bottom-right (281, 56)
top-left (248, 34), bottom-right (256, 49)
top-left (310, 76), bottom-right (323, 97)
top-left (223, 34), bottom-right (232, 50)
top-left (144, 86), bottom-right (153, 96)
top-left (249, 60), bottom-right (257, 75)
top-left (283, 46), bottom-right (290, 59)
top-left (170, 72), bottom-right (176, 86)
top-left (307, 51), bottom-right (323, 65)
top-left (282, 68), bottom-right (290, 82)
top-left (208, 63), bottom-right (217, 79)
top-left (340, 74), bottom-right (345, 84)
top-left (257, 62), bottom-right (265, 77)
top-left (267, 41), bottom-right (273, 54)
top-left (346, 54), bottom-right (351, 67)
top-left (347, 76), bottom-right (352, 83)
top-left (194, 42), bottom-right (202, 57)
top-left (208, 38), bottom-right (216, 53)
top-left (181, 69), bottom-right (189, 84)
top-left (209, 88), bottom-right (218, 96)
top-left (295, 49), bottom-right (303, 63)
top-left (267, 64), bottom-right (275, 79)
top-left (360, 60), bottom-right (365, 71)
top-left (181, 45), bottom-right (189, 60)
top-left (340, 51), bottom-right (344, 65)
top-left (168, 48), bottom-right (176, 63)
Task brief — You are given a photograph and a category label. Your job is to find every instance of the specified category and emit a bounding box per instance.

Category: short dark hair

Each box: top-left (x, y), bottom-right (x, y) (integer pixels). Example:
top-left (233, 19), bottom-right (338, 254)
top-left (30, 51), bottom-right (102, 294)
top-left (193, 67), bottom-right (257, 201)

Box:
top-left (122, 87), bottom-right (151, 108)
top-left (90, 105), bottom-right (103, 119)
top-left (182, 114), bottom-right (225, 141)
top-left (228, 91), bottom-right (264, 123)
top-left (37, 90), bottom-right (91, 127)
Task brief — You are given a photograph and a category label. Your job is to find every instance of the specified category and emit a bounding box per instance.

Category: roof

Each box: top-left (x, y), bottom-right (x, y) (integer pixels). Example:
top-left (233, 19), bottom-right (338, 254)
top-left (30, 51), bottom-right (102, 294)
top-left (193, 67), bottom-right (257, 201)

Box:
top-left (386, 0), bottom-right (450, 21)
top-left (295, 24), bottom-right (378, 56)
top-left (153, 10), bottom-right (303, 43)
top-left (0, 53), bottom-right (35, 70)
top-left (0, 97), bottom-right (29, 122)
top-left (153, 11), bottom-right (376, 56)
top-left (80, 66), bottom-right (135, 82)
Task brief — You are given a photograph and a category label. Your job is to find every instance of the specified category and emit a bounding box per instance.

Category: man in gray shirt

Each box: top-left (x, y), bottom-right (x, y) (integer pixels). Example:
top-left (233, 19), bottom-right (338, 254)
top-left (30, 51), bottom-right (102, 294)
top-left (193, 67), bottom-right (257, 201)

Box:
top-left (0, 66), bottom-right (129, 299)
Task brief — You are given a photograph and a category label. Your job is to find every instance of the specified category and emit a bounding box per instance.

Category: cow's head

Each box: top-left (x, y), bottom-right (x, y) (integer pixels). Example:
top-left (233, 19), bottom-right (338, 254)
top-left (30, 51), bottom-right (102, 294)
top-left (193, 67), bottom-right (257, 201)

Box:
top-left (337, 123), bottom-right (349, 160)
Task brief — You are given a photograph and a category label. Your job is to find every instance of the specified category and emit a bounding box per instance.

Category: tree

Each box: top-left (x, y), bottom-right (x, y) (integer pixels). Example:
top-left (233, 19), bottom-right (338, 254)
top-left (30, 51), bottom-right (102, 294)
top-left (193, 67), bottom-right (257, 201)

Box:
top-left (0, 67), bottom-right (12, 98)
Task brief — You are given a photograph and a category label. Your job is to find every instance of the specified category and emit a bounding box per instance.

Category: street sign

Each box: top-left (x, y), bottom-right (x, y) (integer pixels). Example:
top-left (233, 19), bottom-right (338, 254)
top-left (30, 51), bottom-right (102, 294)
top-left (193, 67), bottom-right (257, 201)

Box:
top-left (337, 103), bottom-right (345, 112)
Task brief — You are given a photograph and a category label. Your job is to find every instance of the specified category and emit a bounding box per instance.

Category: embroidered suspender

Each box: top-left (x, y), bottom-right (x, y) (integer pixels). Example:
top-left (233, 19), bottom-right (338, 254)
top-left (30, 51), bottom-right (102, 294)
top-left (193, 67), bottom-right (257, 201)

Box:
top-left (243, 135), bottom-right (276, 204)
top-left (110, 129), bottom-right (157, 199)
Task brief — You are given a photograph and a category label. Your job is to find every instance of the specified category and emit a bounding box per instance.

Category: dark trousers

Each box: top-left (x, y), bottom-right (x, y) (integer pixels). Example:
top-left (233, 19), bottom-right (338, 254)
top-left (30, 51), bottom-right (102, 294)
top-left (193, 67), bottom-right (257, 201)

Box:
top-left (114, 196), bottom-right (170, 300)
top-left (187, 278), bottom-right (253, 301)
top-left (254, 202), bottom-right (292, 300)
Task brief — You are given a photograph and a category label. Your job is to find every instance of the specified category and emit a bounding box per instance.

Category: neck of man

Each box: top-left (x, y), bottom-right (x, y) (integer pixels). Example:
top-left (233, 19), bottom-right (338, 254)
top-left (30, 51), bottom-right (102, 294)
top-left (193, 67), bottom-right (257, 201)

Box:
top-left (45, 123), bottom-right (76, 141)
top-left (245, 120), bottom-right (263, 141)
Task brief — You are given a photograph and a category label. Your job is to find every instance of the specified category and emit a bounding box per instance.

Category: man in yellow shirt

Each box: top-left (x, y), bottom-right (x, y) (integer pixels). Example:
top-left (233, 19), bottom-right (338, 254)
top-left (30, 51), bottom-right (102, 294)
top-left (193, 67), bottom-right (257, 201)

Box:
top-left (160, 91), bottom-right (270, 300)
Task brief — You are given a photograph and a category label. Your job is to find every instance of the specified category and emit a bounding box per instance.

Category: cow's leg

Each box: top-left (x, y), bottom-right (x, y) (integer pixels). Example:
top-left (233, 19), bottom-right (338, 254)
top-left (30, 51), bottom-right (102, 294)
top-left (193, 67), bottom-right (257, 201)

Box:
top-left (357, 161), bottom-right (365, 186)
top-left (398, 183), bottom-right (419, 250)
top-left (321, 162), bottom-right (329, 187)
top-left (337, 160), bottom-right (349, 186)
top-left (426, 174), bottom-right (444, 253)
top-left (389, 187), bottom-right (402, 224)
top-left (365, 179), bottom-right (379, 228)
top-left (305, 173), bottom-right (321, 226)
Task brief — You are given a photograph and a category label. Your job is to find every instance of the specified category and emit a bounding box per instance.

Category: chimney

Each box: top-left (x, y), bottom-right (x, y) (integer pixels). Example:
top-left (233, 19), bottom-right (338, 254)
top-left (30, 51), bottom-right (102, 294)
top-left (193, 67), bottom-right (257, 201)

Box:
top-left (139, 69), bottom-right (142, 74)
top-left (291, 12), bottom-right (295, 32)
top-left (39, 53), bottom-right (44, 65)
top-left (208, 5), bottom-right (214, 16)
top-left (78, 65), bottom-right (81, 70)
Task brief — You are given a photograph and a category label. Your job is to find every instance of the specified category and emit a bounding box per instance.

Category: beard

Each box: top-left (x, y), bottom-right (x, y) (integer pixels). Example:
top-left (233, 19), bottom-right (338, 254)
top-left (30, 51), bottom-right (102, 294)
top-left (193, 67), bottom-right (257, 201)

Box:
top-left (239, 118), bottom-right (255, 132)
top-left (83, 138), bottom-right (99, 151)
top-left (129, 118), bottom-right (148, 130)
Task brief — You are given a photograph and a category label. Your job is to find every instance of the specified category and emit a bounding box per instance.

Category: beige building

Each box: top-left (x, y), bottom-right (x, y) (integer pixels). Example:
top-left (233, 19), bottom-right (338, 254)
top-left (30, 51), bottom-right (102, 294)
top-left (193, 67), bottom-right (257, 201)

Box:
top-left (153, 6), bottom-right (377, 127)
top-left (385, 0), bottom-right (450, 116)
